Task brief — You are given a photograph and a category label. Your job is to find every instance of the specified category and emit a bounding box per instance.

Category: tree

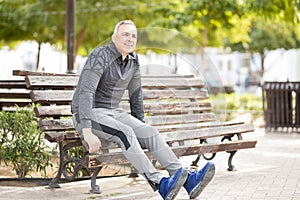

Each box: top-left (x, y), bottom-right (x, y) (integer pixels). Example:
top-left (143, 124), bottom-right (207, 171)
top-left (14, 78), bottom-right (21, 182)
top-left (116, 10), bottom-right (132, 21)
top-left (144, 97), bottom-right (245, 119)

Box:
top-left (225, 17), bottom-right (300, 79)
top-left (246, 0), bottom-right (300, 23)
top-left (153, 0), bottom-right (245, 51)
top-left (0, 0), bottom-right (66, 71)
top-left (0, 0), bottom-right (169, 71)
top-left (1, 0), bottom-right (299, 73)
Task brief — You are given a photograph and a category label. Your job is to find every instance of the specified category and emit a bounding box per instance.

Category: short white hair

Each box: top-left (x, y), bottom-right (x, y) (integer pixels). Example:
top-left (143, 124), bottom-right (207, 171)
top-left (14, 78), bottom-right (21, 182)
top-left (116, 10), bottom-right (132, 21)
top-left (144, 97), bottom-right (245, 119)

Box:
top-left (113, 20), bottom-right (136, 34)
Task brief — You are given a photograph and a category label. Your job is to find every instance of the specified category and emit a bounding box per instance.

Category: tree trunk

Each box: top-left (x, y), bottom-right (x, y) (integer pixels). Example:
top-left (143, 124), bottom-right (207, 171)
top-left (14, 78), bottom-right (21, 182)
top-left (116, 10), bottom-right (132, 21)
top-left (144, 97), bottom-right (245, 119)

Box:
top-left (35, 42), bottom-right (41, 72)
top-left (200, 25), bottom-right (209, 79)
top-left (75, 25), bottom-right (87, 56)
top-left (201, 25), bottom-right (209, 52)
top-left (73, 25), bottom-right (87, 72)
top-left (260, 51), bottom-right (265, 80)
top-left (260, 51), bottom-right (266, 122)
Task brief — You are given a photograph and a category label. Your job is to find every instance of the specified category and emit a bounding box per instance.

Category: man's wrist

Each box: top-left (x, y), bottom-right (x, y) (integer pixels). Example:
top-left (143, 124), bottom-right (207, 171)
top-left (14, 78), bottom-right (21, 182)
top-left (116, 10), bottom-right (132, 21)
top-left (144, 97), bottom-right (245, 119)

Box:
top-left (82, 128), bottom-right (92, 136)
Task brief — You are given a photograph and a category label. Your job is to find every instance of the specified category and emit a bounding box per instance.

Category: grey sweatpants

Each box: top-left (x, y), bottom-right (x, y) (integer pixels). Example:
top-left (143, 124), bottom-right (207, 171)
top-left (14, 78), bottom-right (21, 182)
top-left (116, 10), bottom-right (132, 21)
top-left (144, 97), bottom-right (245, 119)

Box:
top-left (72, 108), bottom-right (182, 184)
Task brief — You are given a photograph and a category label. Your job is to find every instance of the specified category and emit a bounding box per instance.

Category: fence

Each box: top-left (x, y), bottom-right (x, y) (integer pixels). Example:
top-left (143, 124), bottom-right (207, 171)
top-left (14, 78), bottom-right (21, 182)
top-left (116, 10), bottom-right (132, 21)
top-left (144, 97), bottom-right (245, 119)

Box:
top-left (263, 81), bottom-right (300, 132)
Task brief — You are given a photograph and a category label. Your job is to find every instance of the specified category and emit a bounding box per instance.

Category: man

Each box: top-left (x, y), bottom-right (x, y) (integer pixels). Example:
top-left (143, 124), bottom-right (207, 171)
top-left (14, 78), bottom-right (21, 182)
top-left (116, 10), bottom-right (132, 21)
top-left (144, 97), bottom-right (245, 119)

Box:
top-left (71, 20), bottom-right (215, 200)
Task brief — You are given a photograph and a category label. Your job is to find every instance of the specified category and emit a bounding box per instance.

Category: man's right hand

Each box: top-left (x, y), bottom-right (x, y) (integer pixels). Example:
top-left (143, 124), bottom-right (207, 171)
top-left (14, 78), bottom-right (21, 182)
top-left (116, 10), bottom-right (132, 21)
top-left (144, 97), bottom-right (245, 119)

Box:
top-left (82, 128), bottom-right (102, 153)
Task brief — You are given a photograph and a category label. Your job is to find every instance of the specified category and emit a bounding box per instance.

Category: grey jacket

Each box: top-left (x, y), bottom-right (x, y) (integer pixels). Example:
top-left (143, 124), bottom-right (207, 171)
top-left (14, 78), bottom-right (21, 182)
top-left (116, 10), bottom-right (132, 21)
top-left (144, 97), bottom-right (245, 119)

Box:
top-left (71, 41), bottom-right (144, 130)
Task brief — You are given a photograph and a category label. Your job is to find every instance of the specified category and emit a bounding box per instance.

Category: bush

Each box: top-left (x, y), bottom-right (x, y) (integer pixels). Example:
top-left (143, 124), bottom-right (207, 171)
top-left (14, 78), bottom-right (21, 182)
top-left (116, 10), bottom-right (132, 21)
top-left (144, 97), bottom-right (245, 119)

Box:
top-left (211, 93), bottom-right (263, 121)
top-left (0, 105), bottom-right (53, 178)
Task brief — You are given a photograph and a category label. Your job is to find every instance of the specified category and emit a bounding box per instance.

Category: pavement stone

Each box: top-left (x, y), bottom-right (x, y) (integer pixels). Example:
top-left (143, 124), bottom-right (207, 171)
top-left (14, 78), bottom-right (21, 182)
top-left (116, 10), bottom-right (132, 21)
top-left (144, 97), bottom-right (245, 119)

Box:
top-left (1, 128), bottom-right (300, 200)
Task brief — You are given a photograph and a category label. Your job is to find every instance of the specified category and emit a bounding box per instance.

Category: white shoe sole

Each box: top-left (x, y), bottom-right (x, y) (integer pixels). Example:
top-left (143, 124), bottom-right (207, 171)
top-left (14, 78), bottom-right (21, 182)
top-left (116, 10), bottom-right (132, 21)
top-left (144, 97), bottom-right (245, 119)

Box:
top-left (189, 164), bottom-right (215, 199)
top-left (165, 168), bottom-right (188, 200)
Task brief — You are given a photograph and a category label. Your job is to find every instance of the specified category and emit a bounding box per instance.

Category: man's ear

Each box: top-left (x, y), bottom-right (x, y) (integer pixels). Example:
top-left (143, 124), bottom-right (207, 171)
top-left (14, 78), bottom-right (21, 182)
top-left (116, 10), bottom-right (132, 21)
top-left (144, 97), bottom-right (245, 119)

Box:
top-left (112, 34), bottom-right (116, 42)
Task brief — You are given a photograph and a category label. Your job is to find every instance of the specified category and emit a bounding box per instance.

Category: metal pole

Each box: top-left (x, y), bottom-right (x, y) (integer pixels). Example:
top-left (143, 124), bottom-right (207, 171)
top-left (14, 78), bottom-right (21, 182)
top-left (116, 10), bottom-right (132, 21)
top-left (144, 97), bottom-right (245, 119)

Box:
top-left (66, 0), bottom-right (75, 73)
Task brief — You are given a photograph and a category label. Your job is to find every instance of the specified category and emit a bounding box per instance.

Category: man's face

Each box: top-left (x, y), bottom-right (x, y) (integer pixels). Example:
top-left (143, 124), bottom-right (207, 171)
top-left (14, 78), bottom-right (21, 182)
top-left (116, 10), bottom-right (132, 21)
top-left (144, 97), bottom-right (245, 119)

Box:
top-left (113, 24), bottom-right (137, 55)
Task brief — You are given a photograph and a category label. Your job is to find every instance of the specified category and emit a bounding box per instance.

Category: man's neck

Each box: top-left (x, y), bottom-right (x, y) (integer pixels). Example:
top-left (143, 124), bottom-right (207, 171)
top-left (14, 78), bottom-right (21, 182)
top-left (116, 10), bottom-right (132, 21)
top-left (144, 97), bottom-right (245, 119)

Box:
top-left (121, 53), bottom-right (128, 61)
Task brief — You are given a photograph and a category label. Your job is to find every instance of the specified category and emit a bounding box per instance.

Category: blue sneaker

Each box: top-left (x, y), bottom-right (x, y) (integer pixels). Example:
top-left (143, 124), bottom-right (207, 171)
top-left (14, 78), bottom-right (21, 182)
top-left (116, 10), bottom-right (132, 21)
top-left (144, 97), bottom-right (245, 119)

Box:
top-left (184, 162), bottom-right (215, 199)
top-left (159, 167), bottom-right (188, 200)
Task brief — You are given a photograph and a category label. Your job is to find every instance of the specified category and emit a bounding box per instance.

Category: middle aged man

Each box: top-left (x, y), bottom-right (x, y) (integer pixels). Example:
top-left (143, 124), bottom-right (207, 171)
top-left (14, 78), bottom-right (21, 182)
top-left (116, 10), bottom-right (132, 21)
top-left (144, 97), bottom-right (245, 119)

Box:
top-left (71, 20), bottom-right (215, 200)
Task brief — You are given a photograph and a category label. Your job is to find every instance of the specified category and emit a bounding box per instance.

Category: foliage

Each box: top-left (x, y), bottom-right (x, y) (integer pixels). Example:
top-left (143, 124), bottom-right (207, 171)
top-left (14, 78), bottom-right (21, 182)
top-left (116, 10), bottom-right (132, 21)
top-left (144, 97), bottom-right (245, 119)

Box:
top-left (245, 0), bottom-right (300, 23)
top-left (226, 18), bottom-right (300, 52)
top-left (211, 92), bottom-right (262, 121)
top-left (0, 0), bottom-right (300, 70)
top-left (0, 0), bottom-right (65, 45)
top-left (154, 0), bottom-right (245, 48)
top-left (1, 0), bottom-right (299, 51)
top-left (0, 105), bottom-right (53, 178)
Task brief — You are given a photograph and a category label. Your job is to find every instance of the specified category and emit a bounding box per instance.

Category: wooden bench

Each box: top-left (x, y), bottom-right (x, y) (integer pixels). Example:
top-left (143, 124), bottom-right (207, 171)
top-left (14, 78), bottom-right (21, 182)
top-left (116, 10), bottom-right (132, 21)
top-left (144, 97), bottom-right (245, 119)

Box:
top-left (0, 78), bottom-right (31, 111)
top-left (14, 70), bottom-right (257, 194)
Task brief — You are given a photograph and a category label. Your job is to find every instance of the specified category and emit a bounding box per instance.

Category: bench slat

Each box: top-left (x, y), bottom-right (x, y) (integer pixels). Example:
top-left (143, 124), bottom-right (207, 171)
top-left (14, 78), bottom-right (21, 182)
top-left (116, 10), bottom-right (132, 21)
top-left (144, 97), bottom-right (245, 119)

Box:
top-left (30, 89), bottom-right (209, 104)
top-left (43, 121), bottom-right (250, 142)
top-left (34, 105), bottom-right (71, 117)
top-left (30, 90), bottom-right (74, 103)
top-left (161, 124), bottom-right (254, 143)
top-left (25, 76), bottom-right (78, 89)
top-left (39, 113), bottom-right (216, 131)
top-left (141, 77), bottom-right (205, 89)
top-left (0, 80), bottom-right (26, 89)
top-left (0, 89), bottom-right (30, 98)
top-left (14, 70), bottom-right (195, 79)
top-left (143, 89), bottom-right (208, 100)
top-left (146, 113), bottom-right (216, 125)
top-left (155, 121), bottom-right (246, 132)
top-left (13, 70), bottom-right (77, 77)
top-left (86, 140), bottom-right (258, 168)
top-left (0, 99), bottom-right (31, 106)
top-left (41, 120), bottom-right (251, 142)
top-left (34, 102), bottom-right (212, 117)
top-left (25, 75), bottom-right (204, 89)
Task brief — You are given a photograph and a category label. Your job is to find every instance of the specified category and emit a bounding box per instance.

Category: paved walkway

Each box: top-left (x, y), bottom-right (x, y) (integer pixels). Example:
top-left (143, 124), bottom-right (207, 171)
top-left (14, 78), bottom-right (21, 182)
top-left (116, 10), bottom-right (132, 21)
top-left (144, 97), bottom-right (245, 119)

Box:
top-left (1, 129), bottom-right (300, 200)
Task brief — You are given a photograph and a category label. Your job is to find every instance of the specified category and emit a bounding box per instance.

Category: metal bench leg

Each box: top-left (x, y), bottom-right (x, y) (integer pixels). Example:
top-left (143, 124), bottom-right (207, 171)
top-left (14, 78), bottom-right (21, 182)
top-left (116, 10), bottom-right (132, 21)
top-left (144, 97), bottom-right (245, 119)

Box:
top-left (47, 142), bottom-right (63, 188)
top-left (128, 165), bottom-right (139, 177)
top-left (227, 150), bottom-right (237, 171)
top-left (90, 166), bottom-right (102, 194)
top-left (191, 155), bottom-right (200, 167)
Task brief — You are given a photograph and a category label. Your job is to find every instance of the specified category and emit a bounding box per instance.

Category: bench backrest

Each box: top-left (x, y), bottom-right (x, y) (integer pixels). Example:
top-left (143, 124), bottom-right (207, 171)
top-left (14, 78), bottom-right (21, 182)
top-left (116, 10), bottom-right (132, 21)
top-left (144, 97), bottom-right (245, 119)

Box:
top-left (20, 71), bottom-right (253, 148)
top-left (24, 73), bottom-right (219, 140)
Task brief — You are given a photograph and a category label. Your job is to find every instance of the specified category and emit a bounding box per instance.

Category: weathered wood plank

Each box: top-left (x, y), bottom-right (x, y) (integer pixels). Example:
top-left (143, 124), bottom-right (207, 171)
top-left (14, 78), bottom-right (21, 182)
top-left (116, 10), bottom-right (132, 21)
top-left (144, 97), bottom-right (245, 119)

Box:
top-left (39, 113), bottom-right (216, 131)
top-left (0, 80), bottom-right (26, 89)
top-left (34, 105), bottom-right (72, 117)
top-left (161, 124), bottom-right (255, 143)
top-left (13, 70), bottom-right (195, 79)
top-left (0, 89), bottom-right (30, 98)
top-left (141, 77), bottom-right (205, 89)
top-left (30, 90), bottom-right (74, 103)
top-left (154, 121), bottom-right (246, 132)
top-left (25, 75), bottom-right (204, 89)
top-left (34, 102), bottom-right (212, 117)
top-left (146, 113), bottom-right (216, 125)
top-left (44, 121), bottom-right (249, 143)
top-left (86, 140), bottom-right (258, 168)
top-left (30, 89), bottom-right (208, 104)
top-left (39, 119), bottom-right (74, 131)
top-left (25, 75), bottom-right (78, 89)
top-left (142, 89), bottom-right (209, 100)
top-left (13, 70), bottom-right (77, 77)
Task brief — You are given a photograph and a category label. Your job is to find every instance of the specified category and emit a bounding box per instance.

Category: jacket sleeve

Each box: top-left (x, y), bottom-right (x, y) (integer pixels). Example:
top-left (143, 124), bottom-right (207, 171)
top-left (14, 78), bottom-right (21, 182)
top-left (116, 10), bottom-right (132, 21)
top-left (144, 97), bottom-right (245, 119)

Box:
top-left (127, 60), bottom-right (145, 122)
top-left (77, 48), bottom-right (106, 129)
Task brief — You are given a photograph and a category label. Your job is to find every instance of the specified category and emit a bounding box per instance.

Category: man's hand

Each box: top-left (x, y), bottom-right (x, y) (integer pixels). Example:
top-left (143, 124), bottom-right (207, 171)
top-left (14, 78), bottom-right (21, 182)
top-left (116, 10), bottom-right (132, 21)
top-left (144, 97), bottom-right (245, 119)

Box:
top-left (82, 128), bottom-right (101, 153)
